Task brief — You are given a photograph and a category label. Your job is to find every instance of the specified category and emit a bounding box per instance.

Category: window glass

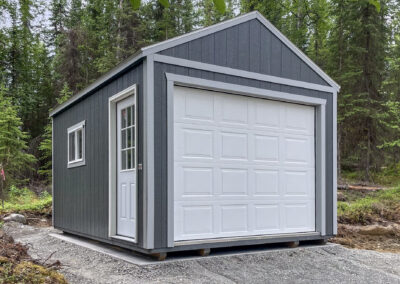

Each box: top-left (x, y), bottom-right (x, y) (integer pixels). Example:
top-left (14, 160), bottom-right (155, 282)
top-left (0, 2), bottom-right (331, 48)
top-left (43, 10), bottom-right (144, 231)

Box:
top-left (121, 109), bottom-right (127, 128)
top-left (122, 150), bottom-right (127, 170)
top-left (69, 132), bottom-right (75, 162)
top-left (77, 129), bottom-right (82, 159)
top-left (120, 105), bottom-right (135, 170)
top-left (127, 149), bottom-right (132, 169)
top-left (127, 107), bottom-right (132, 126)
top-left (127, 127), bottom-right (132, 148)
top-left (121, 129), bottom-right (126, 149)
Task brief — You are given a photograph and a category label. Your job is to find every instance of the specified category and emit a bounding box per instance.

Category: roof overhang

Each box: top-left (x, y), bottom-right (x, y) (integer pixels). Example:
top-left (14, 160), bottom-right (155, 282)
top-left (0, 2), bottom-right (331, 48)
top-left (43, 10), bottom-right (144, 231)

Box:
top-left (50, 11), bottom-right (339, 117)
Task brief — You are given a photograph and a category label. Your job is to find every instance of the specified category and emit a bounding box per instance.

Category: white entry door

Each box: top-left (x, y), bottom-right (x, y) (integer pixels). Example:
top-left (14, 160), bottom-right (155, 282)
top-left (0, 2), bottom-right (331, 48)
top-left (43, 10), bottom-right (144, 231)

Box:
top-left (116, 95), bottom-right (136, 238)
top-left (174, 86), bottom-right (316, 241)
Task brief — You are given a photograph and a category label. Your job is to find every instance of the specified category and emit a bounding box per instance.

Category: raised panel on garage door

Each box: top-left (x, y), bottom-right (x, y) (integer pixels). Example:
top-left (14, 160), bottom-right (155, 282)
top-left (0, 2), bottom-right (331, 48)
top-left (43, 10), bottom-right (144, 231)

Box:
top-left (174, 86), bottom-right (315, 241)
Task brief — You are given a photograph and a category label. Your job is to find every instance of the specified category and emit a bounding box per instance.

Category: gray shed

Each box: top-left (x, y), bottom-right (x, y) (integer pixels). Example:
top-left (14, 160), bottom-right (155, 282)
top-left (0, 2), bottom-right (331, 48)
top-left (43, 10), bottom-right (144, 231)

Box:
top-left (50, 11), bottom-right (339, 258)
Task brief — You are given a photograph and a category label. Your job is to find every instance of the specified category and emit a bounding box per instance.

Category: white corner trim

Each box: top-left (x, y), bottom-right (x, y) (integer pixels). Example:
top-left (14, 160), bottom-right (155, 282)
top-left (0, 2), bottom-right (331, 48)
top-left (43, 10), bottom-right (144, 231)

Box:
top-left (316, 105), bottom-right (326, 236)
top-left (165, 74), bottom-right (328, 246)
top-left (154, 54), bottom-right (335, 93)
top-left (51, 118), bottom-right (54, 227)
top-left (166, 79), bottom-right (174, 248)
top-left (333, 91), bottom-right (338, 235)
top-left (144, 55), bottom-right (155, 249)
top-left (108, 84), bottom-right (137, 239)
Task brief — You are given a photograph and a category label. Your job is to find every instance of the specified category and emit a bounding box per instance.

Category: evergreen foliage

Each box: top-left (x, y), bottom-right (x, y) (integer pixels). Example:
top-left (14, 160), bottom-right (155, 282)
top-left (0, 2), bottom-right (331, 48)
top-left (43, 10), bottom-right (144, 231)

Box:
top-left (0, 84), bottom-right (36, 197)
top-left (38, 83), bottom-right (72, 182)
top-left (0, 0), bottom-right (400, 185)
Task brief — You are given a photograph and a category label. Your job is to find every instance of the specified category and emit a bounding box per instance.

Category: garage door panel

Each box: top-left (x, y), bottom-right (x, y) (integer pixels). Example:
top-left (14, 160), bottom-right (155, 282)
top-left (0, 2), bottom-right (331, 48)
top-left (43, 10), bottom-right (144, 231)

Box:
top-left (283, 202), bottom-right (315, 231)
top-left (218, 94), bottom-right (248, 125)
top-left (174, 87), bottom-right (215, 122)
top-left (283, 135), bottom-right (314, 166)
top-left (175, 200), bottom-right (315, 240)
top-left (254, 170), bottom-right (280, 196)
top-left (253, 134), bottom-right (279, 162)
top-left (180, 167), bottom-right (213, 196)
top-left (174, 87), bottom-right (316, 241)
top-left (283, 169), bottom-right (315, 198)
top-left (175, 127), bottom-right (214, 159)
top-left (221, 205), bottom-right (248, 233)
top-left (253, 99), bottom-right (281, 129)
top-left (220, 132), bottom-right (248, 160)
top-left (175, 124), bottom-right (314, 167)
top-left (284, 103), bottom-right (315, 135)
top-left (220, 169), bottom-right (248, 195)
top-left (254, 205), bottom-right (280, 231)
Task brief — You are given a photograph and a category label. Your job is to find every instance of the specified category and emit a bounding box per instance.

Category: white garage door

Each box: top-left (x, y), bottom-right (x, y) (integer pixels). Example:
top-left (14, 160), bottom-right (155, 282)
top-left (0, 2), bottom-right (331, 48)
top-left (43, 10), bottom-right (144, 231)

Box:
top-left (173, 86), bottom-right (315, 242)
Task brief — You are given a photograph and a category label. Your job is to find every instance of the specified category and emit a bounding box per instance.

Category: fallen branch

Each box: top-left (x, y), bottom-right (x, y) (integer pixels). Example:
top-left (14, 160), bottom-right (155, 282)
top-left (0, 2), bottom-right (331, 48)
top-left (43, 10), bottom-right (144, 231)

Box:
top-left (41, 251), bottom-right (56, 266)
top-left (338, 184), bottom-right (383, 191)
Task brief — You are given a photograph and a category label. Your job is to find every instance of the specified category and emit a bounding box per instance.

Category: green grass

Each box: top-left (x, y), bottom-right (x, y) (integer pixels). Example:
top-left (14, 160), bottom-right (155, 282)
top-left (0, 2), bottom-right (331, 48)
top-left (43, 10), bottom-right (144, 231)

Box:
top-left (341, 165), bottom-right (400, 186)
top-left (338, 187), bottom-right (400, 224)
top-left (0, 186), bottom-right (52, 215)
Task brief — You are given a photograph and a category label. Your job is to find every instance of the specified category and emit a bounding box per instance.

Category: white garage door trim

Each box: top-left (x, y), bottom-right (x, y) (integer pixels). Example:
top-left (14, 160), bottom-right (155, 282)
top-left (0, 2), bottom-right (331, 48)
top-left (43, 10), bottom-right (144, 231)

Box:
top-left (166, 73), bottom-right (326, 247)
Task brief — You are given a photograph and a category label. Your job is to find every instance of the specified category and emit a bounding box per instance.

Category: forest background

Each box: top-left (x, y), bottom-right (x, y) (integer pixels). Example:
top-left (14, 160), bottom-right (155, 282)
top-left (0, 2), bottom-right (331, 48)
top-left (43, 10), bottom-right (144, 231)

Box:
top-left (1, 0), bottom-right (400, 193)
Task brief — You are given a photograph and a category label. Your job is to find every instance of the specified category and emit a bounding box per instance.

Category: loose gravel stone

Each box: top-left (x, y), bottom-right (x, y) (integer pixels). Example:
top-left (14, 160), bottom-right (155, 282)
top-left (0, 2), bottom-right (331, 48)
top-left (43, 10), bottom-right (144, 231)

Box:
top-left (3, 222), bottom-right (400, 284)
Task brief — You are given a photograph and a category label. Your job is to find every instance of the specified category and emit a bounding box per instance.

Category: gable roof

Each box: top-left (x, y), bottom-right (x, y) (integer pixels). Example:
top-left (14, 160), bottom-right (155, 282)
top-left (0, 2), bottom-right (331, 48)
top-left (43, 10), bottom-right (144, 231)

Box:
top-left (50, 11), bottom-right (339, 117)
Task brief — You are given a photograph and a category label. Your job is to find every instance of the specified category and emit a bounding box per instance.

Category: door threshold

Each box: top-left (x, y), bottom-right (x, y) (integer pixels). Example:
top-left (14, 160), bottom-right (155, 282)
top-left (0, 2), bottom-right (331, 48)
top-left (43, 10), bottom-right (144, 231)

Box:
top-left (111, 235), bottom-right (136, 243)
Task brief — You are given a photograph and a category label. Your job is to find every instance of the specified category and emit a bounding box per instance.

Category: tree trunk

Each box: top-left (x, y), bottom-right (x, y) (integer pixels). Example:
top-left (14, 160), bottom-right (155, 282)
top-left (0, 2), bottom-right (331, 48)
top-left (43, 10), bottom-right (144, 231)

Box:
top-left (366, 125), bottom-right (371, 182)
top-left (338, 124), bottom-right (342, 180)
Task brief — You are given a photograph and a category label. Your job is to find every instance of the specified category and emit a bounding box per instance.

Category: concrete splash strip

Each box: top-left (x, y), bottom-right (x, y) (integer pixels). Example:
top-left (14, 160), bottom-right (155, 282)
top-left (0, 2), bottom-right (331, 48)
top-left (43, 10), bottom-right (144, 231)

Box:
top-left (49, 232), bottom-right (338, 266)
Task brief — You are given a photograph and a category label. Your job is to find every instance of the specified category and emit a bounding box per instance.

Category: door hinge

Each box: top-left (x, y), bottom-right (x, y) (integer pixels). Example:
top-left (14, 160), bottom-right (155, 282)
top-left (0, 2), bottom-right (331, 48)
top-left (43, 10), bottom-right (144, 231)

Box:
top-left (138, 163), bottom-right (143, 170)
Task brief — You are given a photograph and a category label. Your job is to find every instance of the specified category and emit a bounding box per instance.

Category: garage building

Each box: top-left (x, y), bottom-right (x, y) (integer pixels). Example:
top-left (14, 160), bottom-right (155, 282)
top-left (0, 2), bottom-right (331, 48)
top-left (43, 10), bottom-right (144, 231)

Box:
top-left (50, 11), bottom-right (339, 258)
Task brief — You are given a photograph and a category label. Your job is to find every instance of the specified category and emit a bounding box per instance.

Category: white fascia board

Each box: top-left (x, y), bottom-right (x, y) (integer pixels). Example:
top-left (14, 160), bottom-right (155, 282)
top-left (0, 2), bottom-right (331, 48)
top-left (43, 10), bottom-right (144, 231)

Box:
top-left (166, 73), bottom-right (327, 106)
top-left (154, 54), bottom-right (335, 93)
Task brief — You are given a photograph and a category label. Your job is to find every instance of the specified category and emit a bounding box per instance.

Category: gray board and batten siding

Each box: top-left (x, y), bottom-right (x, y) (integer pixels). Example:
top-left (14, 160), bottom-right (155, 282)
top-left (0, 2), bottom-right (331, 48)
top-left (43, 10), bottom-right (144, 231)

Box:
top-left (53, 61), bottom-right (145, 248)
top-left (51, 11), bottom-right (338, 253)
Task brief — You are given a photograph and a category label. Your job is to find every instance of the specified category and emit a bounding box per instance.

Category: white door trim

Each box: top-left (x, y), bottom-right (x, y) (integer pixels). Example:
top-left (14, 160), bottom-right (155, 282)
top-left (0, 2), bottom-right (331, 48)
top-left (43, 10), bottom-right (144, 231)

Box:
top-left (166, 74), bottom-right (327, 247)
top-left (108, 84), bottom-right (137, 241)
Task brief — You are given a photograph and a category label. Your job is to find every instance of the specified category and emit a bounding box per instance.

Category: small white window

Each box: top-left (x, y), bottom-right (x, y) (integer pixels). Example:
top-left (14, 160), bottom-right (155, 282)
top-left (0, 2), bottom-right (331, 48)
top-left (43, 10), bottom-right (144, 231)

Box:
top-left (67, 121), bottom-right (85, 168)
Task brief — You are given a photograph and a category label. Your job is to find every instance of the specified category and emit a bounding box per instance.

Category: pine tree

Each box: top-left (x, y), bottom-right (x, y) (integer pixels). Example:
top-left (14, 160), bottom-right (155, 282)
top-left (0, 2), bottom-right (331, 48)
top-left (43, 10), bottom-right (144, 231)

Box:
top-left (328, 0), bottom-right (388, 180)
top-left (39, 83), bottom-right (72, 183)
top-left (0, 84), bottom-right (36, 198)
top-left (200, 0), bottom-right (237, 27)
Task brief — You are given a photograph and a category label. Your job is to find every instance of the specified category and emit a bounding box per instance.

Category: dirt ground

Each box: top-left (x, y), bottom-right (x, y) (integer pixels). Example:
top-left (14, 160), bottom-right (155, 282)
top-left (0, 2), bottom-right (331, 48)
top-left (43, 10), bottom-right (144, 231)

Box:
top-left (333, 223), bottom-right (400, 253)
top-left (333, 186), bottom-right (400, 253)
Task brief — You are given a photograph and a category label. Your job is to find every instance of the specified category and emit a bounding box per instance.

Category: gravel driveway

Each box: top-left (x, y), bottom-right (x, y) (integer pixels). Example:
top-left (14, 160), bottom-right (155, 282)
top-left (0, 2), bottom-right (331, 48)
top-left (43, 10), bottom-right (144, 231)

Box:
top-left (4, 222), bottom-right (400, 284)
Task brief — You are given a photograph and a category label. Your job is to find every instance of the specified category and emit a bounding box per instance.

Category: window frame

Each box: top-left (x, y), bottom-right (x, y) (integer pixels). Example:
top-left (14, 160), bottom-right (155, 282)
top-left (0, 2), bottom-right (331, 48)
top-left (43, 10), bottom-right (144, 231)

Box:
top-left (67, 120), bottom-right (86, 168)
